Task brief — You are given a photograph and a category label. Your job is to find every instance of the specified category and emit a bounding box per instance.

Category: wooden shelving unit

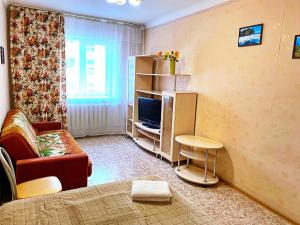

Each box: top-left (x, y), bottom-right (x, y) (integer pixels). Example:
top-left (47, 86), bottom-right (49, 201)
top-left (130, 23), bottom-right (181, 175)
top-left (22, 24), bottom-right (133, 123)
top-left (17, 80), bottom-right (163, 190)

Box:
top-left (136, 90), bottom-right (162, 96)
top-left (126, 55), bottom-right (197, 165)
top-left (134, 54), bottom-right (157, 58)
top-left (136, 73), bottom-right (191, 77)
top-left (135, 122), bottom-right (160, 135)
top-left (134, 137), bottom-right (160, 154)
top-left (126, 104), bottom-right (133, 137)
top-left (137, 129), bottom-right (161, 142)
top-left (126, 131), bottom-right (133, 138)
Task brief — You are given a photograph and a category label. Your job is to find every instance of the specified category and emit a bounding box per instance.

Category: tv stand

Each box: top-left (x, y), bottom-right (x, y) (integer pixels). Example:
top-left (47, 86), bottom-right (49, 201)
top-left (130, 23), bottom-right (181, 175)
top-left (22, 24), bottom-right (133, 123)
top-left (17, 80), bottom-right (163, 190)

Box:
top-left (135, 122), bottom-right (160, 135)
top-left (126, 55), bottom-right (197, 165)
top-left (141, 122), bottom-right (160, 130)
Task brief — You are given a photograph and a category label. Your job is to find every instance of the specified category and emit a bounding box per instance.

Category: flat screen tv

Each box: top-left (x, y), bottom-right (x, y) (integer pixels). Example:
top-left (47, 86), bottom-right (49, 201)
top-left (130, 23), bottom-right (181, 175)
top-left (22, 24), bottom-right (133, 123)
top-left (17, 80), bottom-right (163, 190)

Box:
top-left (138, 97), bottom-right (162, 129)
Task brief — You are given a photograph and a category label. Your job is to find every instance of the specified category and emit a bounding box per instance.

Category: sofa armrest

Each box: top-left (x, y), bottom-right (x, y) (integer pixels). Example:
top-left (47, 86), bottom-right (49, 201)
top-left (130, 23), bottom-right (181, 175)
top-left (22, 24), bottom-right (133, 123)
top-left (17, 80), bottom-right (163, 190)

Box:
top-left (16, 153), bottom-right (89, 190)
top-left (31, 121), bottom-right (62, 132)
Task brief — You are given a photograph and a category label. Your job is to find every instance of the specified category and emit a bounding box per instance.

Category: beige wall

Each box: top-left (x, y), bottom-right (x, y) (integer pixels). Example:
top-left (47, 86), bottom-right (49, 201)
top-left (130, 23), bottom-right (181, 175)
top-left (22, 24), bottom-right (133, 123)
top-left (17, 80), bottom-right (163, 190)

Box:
top-left (145, 0), bottom-right (300, 223)
top-left (0, 0), bottom-right (10, 126)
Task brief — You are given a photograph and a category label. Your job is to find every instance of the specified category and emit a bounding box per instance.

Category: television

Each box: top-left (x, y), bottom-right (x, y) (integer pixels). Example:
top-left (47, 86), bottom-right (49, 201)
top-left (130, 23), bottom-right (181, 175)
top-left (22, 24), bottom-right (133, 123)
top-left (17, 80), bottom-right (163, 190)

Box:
top-left (138, 97), bottom-right (162, 129)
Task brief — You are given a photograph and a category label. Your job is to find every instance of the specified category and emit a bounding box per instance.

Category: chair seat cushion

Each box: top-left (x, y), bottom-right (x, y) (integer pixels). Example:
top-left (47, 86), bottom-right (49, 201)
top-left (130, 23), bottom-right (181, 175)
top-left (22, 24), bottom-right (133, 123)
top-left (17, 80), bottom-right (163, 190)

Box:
top-left (16, 176), bottom-right (62, 199)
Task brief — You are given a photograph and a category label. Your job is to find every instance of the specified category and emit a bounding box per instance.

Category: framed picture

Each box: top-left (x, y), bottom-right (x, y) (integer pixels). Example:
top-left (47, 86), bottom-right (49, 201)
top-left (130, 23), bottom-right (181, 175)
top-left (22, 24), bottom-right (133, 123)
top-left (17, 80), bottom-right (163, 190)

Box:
top-left (0, 46), bottom-right (4, 64)
top-left (292, 35), bottom-right (300, 59)
top-left (238, 24), bottom-right (264, 47)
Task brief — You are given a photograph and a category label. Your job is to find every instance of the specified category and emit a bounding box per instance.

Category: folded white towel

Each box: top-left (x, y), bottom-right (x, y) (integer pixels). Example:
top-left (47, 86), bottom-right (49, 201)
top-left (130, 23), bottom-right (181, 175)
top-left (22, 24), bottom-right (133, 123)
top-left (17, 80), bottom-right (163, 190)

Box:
top-left (131, 180), bottom-right (172, 202)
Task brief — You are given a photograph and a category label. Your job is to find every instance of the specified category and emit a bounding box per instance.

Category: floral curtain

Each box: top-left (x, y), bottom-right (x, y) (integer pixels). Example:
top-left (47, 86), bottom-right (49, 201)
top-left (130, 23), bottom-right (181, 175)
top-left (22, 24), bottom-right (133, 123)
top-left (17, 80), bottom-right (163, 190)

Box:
top-left (9, 6), bottom-right (67, 128)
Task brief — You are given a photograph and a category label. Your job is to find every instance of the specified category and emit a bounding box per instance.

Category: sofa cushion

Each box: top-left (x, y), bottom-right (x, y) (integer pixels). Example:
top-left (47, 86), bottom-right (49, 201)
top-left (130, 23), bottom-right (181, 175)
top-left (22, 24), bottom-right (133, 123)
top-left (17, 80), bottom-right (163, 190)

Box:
top-left (37, 130), bottom-right (83, 157)
top-left (1, 109), bottom-right (40, 157)
top-left (37, 132), bottom-right (66, 157)
top-left (37, 129), bottom-right (92, 177)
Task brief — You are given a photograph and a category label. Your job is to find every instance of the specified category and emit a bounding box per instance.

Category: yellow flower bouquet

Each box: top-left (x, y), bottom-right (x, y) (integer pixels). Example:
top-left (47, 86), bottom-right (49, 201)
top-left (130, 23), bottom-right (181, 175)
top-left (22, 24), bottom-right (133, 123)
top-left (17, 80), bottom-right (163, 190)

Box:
top-left (157, 51), bottom-right (179, 75)
top-left (162, 51), bottom-right (179, 62)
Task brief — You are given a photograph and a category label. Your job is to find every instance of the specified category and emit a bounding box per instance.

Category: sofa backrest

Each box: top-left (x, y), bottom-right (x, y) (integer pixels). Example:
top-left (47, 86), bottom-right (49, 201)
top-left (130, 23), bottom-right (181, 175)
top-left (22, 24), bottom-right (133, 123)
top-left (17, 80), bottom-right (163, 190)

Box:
top-left (0, 109), bottom-right (40, 161)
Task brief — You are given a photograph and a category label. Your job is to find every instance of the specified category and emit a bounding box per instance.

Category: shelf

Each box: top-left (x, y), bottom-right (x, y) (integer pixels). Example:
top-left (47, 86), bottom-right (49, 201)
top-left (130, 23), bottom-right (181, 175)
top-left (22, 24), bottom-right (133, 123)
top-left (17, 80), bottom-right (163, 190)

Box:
top-left (137, 128), bottom-right (160, 142)
top-left (175, 164), bottom-right (219, 185)
top-left (136, 73), bottom-right (191, 77)
top-left (128, 118), bottom-right (133, 123)
top-left (135, 122), bottom-right (160, 135)
top-left (175, 135), bottom-right (223, 149)
top-left (134, 54), bottom-right (156, 58)
top-left (179, 149), bottom-right (215, 163)
top-left (136, 89), bottom-right (162, 96)
top-left (134, 137), bottom-right (160, 154)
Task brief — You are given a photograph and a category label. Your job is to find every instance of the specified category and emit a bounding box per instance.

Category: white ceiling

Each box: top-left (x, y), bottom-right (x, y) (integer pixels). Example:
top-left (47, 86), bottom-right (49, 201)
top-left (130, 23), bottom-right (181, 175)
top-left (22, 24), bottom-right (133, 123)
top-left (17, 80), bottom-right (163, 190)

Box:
top-left (7, 0), bottom-right (230, 28)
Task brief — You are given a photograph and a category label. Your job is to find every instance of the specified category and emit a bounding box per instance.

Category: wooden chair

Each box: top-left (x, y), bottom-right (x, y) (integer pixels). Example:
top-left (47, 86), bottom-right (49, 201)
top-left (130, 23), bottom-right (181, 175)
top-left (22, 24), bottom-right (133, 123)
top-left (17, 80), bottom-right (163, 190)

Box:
top-left (0, 147), bottom-right (62, 200)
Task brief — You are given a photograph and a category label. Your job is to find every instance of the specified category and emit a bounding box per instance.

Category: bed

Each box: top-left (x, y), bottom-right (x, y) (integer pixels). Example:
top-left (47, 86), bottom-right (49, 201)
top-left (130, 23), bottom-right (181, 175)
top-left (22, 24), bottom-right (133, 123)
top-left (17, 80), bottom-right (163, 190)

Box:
top-left (0, 177), bottom-right (217, 225)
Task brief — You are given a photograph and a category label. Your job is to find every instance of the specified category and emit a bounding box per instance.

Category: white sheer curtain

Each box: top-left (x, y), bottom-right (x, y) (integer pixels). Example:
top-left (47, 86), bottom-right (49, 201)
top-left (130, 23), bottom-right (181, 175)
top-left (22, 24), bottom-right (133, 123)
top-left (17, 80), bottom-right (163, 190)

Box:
top-left (65, 16), bottom-right (143, 137)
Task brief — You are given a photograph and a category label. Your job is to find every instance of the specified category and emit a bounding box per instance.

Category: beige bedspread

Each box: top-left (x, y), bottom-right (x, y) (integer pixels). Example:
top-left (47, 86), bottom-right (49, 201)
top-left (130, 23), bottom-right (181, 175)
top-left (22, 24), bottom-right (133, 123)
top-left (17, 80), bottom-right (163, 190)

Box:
top-left (0, 177), bottom-right (217, 225)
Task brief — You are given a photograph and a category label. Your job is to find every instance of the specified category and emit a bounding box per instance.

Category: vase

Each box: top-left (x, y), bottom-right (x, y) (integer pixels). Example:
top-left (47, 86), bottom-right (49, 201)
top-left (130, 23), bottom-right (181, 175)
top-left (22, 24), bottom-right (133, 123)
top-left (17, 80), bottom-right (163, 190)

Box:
top-left (170, 60), bottom-right (176, 75)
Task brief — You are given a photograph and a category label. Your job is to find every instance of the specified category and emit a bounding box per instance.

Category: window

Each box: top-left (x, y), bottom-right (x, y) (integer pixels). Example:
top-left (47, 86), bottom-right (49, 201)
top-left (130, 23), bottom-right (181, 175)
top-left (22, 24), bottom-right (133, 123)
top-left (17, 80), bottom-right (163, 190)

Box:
top-left (66, 38), bottom-right (109, 103)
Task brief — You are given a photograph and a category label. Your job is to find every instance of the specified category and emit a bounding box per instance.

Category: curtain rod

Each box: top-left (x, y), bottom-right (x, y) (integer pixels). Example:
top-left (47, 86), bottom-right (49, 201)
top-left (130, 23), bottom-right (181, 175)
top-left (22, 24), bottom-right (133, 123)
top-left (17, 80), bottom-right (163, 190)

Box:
top-left (10, 4), bottom-right (144, 29)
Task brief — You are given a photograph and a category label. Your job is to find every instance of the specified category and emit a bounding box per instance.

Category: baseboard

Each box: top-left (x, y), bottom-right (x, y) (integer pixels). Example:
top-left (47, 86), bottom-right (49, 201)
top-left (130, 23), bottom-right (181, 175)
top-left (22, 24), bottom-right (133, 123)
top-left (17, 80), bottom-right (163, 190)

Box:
top-left (222, 179), bottom-right (298, 225)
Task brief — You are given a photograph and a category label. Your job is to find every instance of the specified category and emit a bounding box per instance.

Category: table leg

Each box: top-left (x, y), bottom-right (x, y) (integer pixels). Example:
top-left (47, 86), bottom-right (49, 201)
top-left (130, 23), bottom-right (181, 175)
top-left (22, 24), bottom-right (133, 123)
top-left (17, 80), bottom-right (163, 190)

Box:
top-left (187, 146), bottom-right (190, 168)
top-left (213, 149), bottom-right (217, 177)
top-left (177, 144), bottom-right (181, 171)
top-left (204, 149), bottom-right (208, 182)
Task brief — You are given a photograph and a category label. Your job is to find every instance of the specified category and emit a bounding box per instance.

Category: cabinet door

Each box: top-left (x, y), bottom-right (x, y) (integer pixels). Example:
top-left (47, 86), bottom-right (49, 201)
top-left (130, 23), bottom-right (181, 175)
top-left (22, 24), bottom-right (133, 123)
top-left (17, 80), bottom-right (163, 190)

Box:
top-left (127, 58), bottom-right (135, 105)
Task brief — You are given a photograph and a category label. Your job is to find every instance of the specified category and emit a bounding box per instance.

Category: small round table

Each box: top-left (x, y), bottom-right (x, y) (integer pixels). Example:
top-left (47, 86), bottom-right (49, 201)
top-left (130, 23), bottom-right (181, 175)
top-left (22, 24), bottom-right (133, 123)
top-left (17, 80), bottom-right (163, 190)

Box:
top-left (175, 135), bottom-right (223, 185)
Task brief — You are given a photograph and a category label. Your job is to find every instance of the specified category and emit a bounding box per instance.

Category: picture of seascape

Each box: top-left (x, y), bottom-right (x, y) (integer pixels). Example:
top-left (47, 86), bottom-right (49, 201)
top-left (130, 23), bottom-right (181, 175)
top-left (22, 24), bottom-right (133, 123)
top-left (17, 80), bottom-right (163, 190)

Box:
top-left (293, 35), bottom-right (300, 58)
top-left (238, 24), bottom-right (263, 47)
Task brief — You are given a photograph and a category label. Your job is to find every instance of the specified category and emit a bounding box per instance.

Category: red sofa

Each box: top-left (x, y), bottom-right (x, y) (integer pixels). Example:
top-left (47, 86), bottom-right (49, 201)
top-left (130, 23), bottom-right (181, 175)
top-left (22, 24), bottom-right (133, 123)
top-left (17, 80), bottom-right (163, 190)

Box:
top-left (0, 109), bottom-right (92, 190)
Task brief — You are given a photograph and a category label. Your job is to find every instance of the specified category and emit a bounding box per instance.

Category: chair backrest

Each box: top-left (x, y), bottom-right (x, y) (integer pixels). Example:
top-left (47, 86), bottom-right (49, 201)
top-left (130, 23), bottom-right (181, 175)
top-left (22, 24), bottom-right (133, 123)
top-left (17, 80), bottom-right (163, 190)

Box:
top-left (0, 147), bottom-right (17, 200)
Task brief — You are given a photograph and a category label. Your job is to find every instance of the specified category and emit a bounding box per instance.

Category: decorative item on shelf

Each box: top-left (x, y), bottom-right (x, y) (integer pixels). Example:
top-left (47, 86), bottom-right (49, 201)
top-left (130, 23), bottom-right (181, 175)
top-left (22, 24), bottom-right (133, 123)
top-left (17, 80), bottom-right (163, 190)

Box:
top-left (292, 35), bottom-right (300, 59)
top-left (163, 51), bottom-right (179, 75)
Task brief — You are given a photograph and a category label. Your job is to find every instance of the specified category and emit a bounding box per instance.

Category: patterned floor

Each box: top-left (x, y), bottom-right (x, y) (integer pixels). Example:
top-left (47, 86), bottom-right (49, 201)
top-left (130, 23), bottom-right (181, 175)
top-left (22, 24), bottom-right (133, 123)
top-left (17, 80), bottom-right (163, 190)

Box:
top-left (77, 135), bottom-right (294, 225)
